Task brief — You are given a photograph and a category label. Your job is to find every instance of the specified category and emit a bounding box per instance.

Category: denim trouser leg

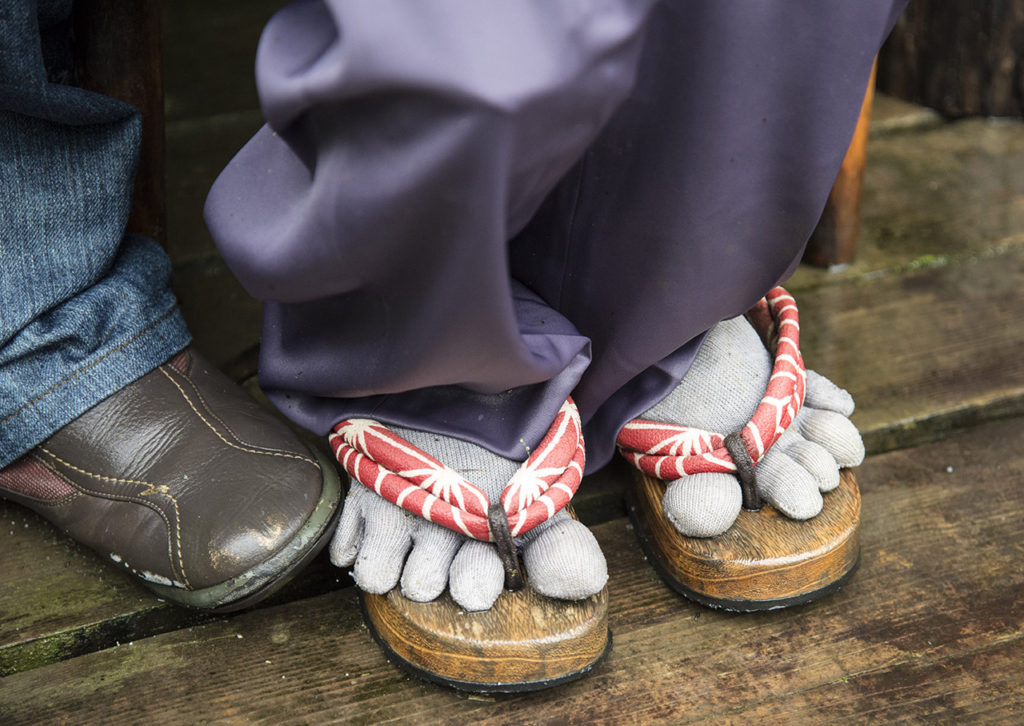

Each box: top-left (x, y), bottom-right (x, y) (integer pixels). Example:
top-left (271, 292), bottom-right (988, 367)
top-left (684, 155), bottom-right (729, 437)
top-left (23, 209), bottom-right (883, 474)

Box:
top-left (0, 0), bottom-right (191, 467)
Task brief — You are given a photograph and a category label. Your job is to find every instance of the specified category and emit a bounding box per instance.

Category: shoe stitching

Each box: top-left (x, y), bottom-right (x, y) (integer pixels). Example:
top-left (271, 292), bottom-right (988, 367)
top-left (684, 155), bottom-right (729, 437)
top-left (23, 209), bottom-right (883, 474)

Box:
top-left (163, 363), bottom-right (319, 468)
top-left (0, 308), bottom-right (180, 426)
top-left (200, 388), bottom-right (320, 467)
top-left (158, 366), bottom-right (320, 468)
top-left (36, 449), bottom-right (189, 588)
top-left (36, 448), bottom-right (191, 589)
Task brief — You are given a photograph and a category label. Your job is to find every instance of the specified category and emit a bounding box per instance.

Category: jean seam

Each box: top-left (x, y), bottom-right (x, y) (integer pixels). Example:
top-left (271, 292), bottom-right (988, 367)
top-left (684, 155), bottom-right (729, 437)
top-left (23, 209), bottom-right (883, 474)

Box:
top-left (0, 305), bottom-right (180, 426)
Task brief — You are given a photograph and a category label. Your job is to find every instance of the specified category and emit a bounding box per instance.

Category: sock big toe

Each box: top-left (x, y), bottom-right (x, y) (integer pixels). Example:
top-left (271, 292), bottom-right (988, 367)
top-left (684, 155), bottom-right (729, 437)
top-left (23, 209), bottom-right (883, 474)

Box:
top-left (662, 473), bottom-right (743, 537)
top-left (522, 517), bottom-right (608, 600)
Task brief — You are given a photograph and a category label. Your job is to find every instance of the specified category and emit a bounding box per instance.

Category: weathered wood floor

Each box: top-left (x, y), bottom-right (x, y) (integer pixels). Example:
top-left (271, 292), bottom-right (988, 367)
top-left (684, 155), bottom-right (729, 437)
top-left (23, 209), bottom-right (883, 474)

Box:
top-left (2, 6), bottom-right (1024, 723)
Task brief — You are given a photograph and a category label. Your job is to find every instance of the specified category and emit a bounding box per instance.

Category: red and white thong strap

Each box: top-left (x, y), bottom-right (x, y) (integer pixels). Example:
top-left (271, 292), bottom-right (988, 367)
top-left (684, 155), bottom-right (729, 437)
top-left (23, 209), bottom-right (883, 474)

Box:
top-left (616, 287), bottom-right (806, 509)
top-left (329, 398), bottom-right (585, 543)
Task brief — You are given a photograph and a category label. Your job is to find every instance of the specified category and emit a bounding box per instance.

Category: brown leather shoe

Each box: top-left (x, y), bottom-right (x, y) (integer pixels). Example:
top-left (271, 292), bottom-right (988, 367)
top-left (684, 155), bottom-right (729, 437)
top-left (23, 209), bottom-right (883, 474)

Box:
top-left (0, 348), bottom-right (342, 611)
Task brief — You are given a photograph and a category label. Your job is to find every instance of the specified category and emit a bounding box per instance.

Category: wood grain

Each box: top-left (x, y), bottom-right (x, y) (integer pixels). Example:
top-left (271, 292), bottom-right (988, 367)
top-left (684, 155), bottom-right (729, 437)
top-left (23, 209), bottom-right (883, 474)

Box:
top-left (73, 0), bottom-right (165, 246)
top-left (793, 117), bottom-right (1024, 288)
top-left (363, 584), bottom-right (609, 692)
top-left (0, 499), bottom-right (347, 677)
top-left (878, 0), bottom-right (1024, 117)
top-left (362, 504), bottom-right (610, 692)
top-left (3, 417), bottom-right (1022, 723)
top-left (628, 468), bottom-right (860, 610)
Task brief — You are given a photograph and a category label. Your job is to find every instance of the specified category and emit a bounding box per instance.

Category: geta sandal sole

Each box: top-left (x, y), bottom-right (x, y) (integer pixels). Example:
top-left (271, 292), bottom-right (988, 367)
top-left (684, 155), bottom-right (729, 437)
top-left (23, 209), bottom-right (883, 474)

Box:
top-left (361, 583), bottom-right (610, 693)
top-left (627, 468), bottom-right (860, 612)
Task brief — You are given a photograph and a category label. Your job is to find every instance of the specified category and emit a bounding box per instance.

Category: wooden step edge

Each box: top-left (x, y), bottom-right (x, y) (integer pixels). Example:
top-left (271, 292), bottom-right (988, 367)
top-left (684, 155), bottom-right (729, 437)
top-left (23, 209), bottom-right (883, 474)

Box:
top-left (861, 390), bottom-right (1024, 458)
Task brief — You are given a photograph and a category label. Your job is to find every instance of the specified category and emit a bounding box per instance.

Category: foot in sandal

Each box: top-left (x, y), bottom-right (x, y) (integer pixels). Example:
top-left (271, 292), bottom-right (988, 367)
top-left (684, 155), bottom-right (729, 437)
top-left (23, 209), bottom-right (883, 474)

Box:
top-left (641, 316), bottom-right (863, 537)
top-left (328, 400), bottom-right (610, 692)
top-left (618, 289), bottom-right (864, 611)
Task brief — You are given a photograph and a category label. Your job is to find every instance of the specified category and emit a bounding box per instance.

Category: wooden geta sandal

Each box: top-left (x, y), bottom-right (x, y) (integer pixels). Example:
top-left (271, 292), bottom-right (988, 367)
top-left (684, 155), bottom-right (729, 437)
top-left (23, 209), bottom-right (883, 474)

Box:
top-left (330, 400), bottom-right (610, 691)
top-left (617, 288), bottom-right (861, 611)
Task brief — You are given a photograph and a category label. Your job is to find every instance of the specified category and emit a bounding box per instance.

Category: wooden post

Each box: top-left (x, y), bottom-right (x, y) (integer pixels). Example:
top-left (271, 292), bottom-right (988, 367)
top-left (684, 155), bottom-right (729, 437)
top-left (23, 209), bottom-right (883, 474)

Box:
top-left (73, 1), bottom-right (165, 246)
top-left (803, 61), bottom-right (877, 268)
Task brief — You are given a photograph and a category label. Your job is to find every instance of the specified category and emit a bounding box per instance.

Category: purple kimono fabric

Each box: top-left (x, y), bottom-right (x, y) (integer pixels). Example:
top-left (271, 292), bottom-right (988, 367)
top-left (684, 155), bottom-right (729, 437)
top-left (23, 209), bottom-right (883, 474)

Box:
top-left (206, 0), bottom-right (905, 472)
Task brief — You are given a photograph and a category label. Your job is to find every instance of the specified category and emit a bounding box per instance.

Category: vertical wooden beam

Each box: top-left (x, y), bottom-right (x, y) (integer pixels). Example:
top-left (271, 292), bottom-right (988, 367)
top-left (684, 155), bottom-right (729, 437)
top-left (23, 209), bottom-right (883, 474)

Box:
top-left (73, 0), bottom-right (165, 246)
top-left (803, 60), bottom-right (877, 268)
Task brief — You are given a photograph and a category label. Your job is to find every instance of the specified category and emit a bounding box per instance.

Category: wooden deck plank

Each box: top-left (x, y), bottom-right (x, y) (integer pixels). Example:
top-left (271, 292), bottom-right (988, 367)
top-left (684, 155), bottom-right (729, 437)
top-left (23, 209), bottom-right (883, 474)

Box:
top-left (0, 501), bottom-right (166, 669)
top-left (3, 417), bottom-right (1021, 723)
top-left (716, 638), bottom-right (1024, 724)
top-left (793, 245), bottom-right (1024, 454)
top-left (0, 495), bottom-right (355, 678)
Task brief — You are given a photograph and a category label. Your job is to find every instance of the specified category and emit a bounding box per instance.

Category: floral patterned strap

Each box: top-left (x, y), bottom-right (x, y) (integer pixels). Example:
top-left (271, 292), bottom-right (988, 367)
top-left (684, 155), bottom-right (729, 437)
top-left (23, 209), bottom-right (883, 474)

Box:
top-left (616, 287), bottom-right (806, 484)
top-left (329, 399), bottom-right (585, 542)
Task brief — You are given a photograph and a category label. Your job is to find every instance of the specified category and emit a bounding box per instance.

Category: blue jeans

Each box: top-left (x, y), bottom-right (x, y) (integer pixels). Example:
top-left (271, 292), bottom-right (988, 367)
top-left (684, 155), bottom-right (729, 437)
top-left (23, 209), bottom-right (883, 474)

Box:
top-left (0, 0), bottom-right (190, 467)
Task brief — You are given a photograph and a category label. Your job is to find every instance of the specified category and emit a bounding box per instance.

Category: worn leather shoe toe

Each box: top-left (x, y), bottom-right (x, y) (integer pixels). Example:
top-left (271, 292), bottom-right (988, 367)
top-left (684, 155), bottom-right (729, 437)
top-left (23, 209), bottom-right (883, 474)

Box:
top-left (0, 348), bottom-right (342, 611)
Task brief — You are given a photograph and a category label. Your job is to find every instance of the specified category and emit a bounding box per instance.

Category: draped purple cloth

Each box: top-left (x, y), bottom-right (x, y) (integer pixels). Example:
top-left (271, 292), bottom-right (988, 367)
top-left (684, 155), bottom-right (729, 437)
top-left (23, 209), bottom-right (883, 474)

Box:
top-left (206, 0), bottom-right (905, 472)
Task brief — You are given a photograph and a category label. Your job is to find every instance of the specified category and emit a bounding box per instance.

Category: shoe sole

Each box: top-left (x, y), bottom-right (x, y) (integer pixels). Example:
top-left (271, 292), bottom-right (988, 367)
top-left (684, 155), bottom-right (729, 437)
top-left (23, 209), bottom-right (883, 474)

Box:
top-left (146, 444), bottom-right (343, 612)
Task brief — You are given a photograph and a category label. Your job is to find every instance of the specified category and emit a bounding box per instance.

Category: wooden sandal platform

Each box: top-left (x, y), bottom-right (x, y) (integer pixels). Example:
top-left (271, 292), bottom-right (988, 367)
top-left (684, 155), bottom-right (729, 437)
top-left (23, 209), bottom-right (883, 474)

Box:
top-left (626, 467), bottom-right (860, 611)
top-left (362, 579), bottom-right (610, 693)
top-left (617, 287), bottom-right (860, 611)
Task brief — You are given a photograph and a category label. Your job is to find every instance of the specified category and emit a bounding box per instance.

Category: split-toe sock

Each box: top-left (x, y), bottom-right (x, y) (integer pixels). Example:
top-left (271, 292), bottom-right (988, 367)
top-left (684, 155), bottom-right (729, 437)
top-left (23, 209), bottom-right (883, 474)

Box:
top-left (641, 316), bottom-right (864, 538)
top-left (329, 425), bottom-right (608, 612)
